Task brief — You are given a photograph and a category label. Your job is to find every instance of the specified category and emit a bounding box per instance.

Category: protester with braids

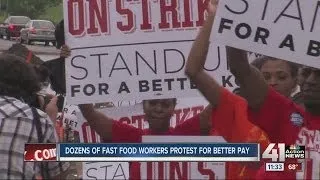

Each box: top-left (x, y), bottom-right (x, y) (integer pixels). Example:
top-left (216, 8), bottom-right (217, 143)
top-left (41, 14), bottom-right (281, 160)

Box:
top-left (0, 53), bottom-right (70, 179)
top-left (0, 54), bottom-right (41, 102)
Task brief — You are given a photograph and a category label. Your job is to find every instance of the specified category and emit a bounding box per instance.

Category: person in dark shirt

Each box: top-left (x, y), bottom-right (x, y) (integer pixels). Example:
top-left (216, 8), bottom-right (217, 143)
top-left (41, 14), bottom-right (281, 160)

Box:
top-left (43, 19), bottom-right (70, 95)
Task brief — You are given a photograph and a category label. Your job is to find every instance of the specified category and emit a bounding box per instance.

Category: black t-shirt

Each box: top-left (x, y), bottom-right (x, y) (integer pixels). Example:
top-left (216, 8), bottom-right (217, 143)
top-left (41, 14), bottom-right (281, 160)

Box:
top-left (43, 57), bottom-right (65, 94)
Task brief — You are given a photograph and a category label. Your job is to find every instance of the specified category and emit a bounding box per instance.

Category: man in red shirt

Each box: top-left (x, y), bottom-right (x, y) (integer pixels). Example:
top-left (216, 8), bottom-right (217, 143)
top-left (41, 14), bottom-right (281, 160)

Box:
top-left (227, 43), bottom-right (320, 179)
top-left (79, 99), bottom-right (209, 179)
top-left (184, 1), bottom-right (269, 178)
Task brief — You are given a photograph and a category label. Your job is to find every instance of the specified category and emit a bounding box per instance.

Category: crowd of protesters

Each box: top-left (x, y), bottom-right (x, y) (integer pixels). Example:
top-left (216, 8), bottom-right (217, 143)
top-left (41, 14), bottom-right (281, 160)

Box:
top-left (0, 0), bottom-right (319, 179)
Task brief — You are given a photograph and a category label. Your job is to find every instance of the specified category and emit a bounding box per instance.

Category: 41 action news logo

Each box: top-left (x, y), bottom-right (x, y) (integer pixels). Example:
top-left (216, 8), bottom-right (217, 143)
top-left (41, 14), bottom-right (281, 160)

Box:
top-left (262, 143), bottom-right (305, 162)
top-left (285, 144), bottom-right (305, 159)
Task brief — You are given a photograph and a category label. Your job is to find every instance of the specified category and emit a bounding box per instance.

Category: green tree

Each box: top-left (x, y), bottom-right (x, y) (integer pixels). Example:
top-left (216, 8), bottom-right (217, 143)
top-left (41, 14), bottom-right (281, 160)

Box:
top-left (7, 0), bottom-right (60, 18)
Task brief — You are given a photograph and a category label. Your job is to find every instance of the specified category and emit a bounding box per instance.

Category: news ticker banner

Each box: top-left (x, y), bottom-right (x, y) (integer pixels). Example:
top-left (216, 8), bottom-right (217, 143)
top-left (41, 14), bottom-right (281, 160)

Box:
top-left (25, 143), bottom-right (260, 162)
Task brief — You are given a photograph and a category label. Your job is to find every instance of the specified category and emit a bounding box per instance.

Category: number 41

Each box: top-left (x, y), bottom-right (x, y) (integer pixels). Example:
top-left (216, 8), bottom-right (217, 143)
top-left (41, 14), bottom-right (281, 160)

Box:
top-left (262, 143), bottom-right (285, 162)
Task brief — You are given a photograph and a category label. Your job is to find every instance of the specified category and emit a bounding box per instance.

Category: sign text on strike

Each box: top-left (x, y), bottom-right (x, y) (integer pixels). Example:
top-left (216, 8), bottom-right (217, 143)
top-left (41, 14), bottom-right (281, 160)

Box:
top-left (67, 0), bottom-right (210, 36)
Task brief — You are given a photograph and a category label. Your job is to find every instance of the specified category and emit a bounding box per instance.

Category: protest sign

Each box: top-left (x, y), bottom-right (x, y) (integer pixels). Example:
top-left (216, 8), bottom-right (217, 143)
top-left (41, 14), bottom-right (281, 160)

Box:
top-left (212, 0), bottom-right (320, 69)
top-left (63, 0), bottom-right (236, 104)
top-left (83, 162), bottom-right (129, 180)
top-left (142, 136), bottom-right (226, 179)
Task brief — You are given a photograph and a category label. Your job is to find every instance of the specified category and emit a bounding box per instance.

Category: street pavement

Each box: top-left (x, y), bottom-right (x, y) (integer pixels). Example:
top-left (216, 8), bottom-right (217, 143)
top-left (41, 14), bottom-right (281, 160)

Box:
top-left (0, 38), bottom-right (60, 56)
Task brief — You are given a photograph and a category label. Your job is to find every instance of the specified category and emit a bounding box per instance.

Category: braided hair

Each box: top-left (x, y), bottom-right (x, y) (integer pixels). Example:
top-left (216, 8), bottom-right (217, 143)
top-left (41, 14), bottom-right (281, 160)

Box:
top-left (0, 54), bottom-right (41, 103)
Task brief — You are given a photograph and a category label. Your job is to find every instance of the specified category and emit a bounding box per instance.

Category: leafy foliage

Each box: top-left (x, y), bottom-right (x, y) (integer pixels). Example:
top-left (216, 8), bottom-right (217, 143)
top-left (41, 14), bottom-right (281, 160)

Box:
top-left (6, 0), bottom-right (61, 19)
top-left (37, 3), bottom-right (63, 25)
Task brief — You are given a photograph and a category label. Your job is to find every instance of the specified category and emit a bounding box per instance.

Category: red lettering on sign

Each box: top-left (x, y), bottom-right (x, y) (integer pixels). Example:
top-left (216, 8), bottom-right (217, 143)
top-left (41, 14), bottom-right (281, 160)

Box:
top-left (174, 108), bottom-right (191, 124)
top-left (140, 0), bottom-right (153, 30)
top-left (87, 0), bottom-right (109, 35)
top-left (132, 115), bottom-right (145, 129)
top-left (159, 0), bottom-right (180, 29)
top-left (147, 162), bottom-right (166, 179)
top-left (82, 122), bottom-right (98, 143)
top-left (67, 0), bottom-right (210, 37)
top-left (182, 0), bottom-right (193, 28)
top-left (192, 106), bottom-right (205, 115)
top-left (196, 0), bottom-right (211, 26)
top-left (116, 0), bottom-right (135, 32)
top-left (170, 162), bottom-right (188, 179)
top-left (198, 162), bottom-right (215, 180)
top-left (68, 0), bottom-right (85, 36)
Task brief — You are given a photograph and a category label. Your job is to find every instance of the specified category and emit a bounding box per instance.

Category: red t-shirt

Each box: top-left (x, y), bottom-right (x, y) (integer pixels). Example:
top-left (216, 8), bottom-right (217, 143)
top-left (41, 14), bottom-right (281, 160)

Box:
top-left (111, 115), bottom-right (201, 180)
top-left (210, 88), bottom-right (270, 179)
top-left (248, 87), bottom-right (320, 180)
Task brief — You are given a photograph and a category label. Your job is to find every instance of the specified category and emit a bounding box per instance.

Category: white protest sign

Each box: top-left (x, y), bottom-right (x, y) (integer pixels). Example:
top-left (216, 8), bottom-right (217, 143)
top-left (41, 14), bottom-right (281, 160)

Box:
top-left (58, 104), bottom-right (131, 180)
top-left (60, 105), bottom-right (79, 130)
top-left (212, 0), bottom-right (320, 69)
top-left (142, 136), bottom-right (226, 179)
top-left (83, 162), bottom-right (129, 180)
top-left (63, 0), bottom-right (237, 104)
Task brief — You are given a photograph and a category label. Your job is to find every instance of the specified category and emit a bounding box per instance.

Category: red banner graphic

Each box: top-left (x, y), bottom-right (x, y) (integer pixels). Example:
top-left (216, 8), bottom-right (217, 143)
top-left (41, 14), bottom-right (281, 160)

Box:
top-left (24, 144), bottom-right (57, 161)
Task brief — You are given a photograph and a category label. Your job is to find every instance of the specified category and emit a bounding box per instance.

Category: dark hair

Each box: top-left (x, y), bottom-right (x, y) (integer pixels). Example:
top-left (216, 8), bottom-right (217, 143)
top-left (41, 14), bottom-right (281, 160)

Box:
top-left (0, 54), bottom-right (41, 101)
top-left (143, 98), bottom-right (177, 105)
top-left (3, 44), bottom-right (49, 84)
top-left (55, 20), bottom-right (65, 49)
top-left (43, 57), bottom-right (65, 94)
top-left (33, 64), bottom-right (50, 83)
top-left (5, 43), bottom-right (44, 65)
top-left (251, 56), bottom-right (299, 78)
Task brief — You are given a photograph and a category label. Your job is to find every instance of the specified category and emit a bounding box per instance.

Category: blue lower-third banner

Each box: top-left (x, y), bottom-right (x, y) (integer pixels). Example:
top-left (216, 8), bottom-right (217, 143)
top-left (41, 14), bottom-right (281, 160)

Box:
top-left (58, 143), bottom-right (260, 162)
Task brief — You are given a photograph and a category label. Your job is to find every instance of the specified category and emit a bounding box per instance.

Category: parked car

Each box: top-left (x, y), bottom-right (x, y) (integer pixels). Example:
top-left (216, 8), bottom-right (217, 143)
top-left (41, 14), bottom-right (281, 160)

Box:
top-left (0, 16), bottom-right (30, 40)
top-left (20, 20), bottom-right (56, 46)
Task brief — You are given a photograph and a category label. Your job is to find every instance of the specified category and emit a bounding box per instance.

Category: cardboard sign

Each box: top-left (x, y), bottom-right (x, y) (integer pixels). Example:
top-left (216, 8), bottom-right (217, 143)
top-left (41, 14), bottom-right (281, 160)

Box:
top-left (212, 0), bottom-right (320, 69)
top-left (141, 136), bottom-right (226, 179)
top-left (63, 0), bottom-right (237, 104)
top-left (83, 162), bottom-right (129, 180)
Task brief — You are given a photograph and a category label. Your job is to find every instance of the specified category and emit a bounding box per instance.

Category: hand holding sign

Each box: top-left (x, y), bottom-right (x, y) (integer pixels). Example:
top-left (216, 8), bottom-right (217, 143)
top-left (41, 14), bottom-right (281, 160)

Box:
top-left (208, 0), bottom-right (218, 16)
top-left (60, 45), bottom-right (71, 58)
